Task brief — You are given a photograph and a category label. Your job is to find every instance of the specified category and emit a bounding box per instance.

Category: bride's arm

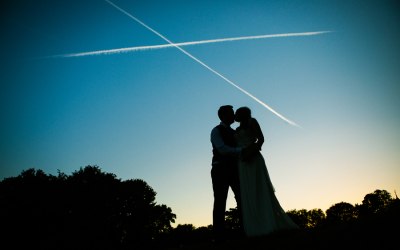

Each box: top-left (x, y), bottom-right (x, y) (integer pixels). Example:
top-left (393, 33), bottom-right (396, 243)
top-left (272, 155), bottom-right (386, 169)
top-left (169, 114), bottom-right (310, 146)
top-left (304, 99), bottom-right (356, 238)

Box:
top-left (250, 118), bottom-right (264, 150)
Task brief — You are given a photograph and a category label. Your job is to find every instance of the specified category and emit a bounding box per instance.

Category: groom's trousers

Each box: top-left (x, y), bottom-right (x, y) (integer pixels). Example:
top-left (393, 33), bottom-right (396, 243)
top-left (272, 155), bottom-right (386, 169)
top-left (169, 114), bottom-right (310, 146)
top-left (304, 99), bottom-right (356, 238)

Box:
top-left (211, 161), bottom-right (242, 239)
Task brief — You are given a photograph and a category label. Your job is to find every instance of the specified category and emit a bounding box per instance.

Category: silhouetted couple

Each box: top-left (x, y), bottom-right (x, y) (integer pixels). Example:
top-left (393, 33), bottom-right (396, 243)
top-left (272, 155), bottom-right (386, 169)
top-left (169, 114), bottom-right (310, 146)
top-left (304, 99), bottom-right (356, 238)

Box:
top-left (210, 105), bottom-right (298, 243)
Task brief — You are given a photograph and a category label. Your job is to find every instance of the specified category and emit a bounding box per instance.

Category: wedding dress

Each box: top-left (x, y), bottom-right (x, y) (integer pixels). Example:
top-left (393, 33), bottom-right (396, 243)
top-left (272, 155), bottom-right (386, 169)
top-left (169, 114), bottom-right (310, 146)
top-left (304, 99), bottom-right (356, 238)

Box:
top-left (235, 126), bottom-right (298, 237)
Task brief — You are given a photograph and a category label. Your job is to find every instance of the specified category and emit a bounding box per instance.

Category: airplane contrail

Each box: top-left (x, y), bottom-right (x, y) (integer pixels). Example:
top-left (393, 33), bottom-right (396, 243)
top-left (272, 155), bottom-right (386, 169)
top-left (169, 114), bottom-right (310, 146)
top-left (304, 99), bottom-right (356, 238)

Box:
top-left (105, 0), bottom-right (302, 127)
top-left (52, 31), bottom-right (330, 58)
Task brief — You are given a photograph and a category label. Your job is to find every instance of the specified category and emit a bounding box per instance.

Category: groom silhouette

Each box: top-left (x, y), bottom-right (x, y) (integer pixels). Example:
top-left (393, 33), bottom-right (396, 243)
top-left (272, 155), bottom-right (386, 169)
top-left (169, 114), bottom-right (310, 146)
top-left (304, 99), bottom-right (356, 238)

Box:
top-left (210, 105), bottom-right (243, 243)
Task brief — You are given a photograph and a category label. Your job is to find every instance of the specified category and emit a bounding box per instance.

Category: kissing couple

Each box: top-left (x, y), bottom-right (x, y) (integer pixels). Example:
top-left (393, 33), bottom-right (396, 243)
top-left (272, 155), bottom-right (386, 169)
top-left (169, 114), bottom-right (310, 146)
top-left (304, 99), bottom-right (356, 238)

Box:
top-left (210, 105), bottom-right (298, 242)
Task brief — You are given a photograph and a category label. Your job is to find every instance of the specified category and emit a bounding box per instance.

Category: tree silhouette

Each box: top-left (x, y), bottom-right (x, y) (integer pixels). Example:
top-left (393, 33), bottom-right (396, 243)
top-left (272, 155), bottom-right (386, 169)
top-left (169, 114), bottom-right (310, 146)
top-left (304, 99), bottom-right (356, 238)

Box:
top-left (326, 202), bottom-right (357, 224)
top-left (357, 189), bottom-right (393, 217)
top-left (225, 207), bottom-right (241, 231)
top-left (286, 208), bottom-right (325, 229)
top-left (0, 166), bottom-right (176, 249)
top-left (286, 209), bottom-right (309, 229)
top-left (308, 208), bottom-right (326, 228)
top-left (1, 167), bottom-right (399, 249)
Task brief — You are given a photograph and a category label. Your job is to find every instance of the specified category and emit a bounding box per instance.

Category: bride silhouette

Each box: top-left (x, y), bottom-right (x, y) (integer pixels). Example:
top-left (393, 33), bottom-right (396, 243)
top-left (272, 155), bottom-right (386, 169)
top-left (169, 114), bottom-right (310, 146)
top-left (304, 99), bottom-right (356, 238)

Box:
top-left (234, 106), bottom-right (299, 236)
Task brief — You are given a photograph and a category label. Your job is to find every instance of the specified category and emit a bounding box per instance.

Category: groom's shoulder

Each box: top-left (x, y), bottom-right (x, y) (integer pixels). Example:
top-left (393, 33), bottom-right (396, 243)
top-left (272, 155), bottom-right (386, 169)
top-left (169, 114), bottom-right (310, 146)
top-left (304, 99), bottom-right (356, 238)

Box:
top-left (211, 124), bottom-right (223, 135)
top-left (211, 125), bottom-right (219, 133)
top-left (212, 124), bottom-right (224, 131)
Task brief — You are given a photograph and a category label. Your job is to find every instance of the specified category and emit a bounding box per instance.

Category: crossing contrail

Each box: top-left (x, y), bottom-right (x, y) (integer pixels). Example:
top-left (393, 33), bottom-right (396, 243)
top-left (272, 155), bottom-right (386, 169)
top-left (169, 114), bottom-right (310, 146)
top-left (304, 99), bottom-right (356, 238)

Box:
top-left (51, 31), bottom-right (330, 58)
top-left (105, 0), bottom-right (303, 127)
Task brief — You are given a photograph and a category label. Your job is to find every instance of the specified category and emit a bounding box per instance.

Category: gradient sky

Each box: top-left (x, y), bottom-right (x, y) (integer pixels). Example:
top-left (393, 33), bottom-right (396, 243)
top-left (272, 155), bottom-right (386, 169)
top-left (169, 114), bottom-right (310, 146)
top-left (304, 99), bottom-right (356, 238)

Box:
top-left (1, 0), bottom-right (399, 227)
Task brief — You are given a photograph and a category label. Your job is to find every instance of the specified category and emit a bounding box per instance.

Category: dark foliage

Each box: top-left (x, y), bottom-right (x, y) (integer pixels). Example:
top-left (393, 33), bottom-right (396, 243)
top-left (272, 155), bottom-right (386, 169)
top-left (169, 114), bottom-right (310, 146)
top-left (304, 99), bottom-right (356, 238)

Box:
top-left (1, 166), bottom-right (398, 250)
top-left (326, 202), bottom-right (357, 224)
top-left (168, 197), bottom-right (400, 250)
top-left (224, 207), bottom-right (241, 231)
top-left (166, 189), bottom-right (399, 249)
top-left (287, 208), bottom-right (326, 229)
top-left (0, 166), bottom-right (176, 250)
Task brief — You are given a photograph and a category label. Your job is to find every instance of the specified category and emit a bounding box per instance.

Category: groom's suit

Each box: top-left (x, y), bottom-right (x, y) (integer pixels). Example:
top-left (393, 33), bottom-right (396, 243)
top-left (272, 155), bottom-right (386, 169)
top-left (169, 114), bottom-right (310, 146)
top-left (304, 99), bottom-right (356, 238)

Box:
top-left (211, 122), bottom-right (242, 240)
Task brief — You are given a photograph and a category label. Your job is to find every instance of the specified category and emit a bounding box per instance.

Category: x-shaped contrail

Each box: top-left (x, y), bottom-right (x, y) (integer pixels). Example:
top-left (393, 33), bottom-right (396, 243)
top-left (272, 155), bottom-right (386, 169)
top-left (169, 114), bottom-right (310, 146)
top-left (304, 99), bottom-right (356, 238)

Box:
top-left (105, 0), bottom-right (316, 127)
top-left (65, 0), bottom-right (331, 127)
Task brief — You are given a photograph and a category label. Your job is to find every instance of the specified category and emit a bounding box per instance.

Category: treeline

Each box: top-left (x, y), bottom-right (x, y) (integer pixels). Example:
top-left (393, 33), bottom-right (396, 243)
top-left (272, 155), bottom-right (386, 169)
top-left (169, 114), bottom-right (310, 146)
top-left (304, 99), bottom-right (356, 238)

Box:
top-left (0, 165), bottom-right (398, 249)
top-left (0, 166), bottom-right (175, 249)
top-left (223, 188), bottom-right (398, 230)
top-left (175, 189), bottom-right (400, 248)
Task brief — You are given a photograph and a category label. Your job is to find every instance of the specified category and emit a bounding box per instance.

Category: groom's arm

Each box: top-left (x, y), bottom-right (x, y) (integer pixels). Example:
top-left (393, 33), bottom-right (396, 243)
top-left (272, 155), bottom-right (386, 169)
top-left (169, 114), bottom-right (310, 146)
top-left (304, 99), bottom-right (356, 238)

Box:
top-left (211, 127), bottom-right (241, 155)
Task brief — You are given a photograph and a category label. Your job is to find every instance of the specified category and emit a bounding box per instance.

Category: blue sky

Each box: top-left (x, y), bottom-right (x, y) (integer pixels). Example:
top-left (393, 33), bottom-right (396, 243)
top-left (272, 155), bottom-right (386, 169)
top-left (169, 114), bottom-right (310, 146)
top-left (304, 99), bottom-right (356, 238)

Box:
top-left (1, 0), bottom-right (399, 227)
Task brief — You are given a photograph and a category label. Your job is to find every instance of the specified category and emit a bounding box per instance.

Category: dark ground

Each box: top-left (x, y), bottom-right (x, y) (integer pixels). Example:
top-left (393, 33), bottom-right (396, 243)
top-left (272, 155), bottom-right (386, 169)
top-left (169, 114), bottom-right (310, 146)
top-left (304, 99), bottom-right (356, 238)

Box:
top-left (165, 207), bottom-right (399, 250)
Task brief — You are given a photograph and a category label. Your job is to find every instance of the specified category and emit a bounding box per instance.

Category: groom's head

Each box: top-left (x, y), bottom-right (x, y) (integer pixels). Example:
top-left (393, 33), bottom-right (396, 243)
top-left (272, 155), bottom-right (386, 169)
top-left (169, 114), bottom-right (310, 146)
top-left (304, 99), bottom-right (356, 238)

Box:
top-left (218, 105), bottom-right (235, 125)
